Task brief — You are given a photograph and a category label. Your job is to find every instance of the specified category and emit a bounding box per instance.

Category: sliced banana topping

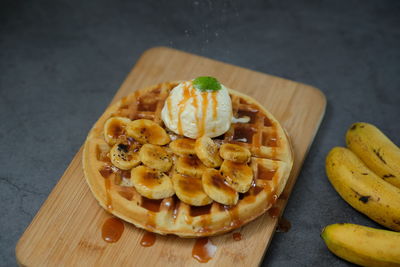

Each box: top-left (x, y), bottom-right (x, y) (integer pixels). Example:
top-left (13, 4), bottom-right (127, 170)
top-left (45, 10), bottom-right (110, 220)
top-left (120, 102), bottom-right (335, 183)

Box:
top-left (219, 143), bottom-right (251, 163)
top-left (172, 173), bottom-right (212, 206)
top-left (131, 165), bottom-right (174, 199)
top-left (202, 169), bottom-right (238, 205)
top-left (139, 144), bottom-right (172, 172)
top-left (176, 155), bottom-right (206, 178)
top-left (220, 160), bottom-right (253, 193)
top-left (126, 119), bottom-right (170, 145)
top-left (195, 136), bottom-right (223, 168)
top-left (110, 143), bottom-right (140, 170)
top-left (104, 117), bottom-right (131, 145)
top-left (169, 138), bottom-right (196, 156)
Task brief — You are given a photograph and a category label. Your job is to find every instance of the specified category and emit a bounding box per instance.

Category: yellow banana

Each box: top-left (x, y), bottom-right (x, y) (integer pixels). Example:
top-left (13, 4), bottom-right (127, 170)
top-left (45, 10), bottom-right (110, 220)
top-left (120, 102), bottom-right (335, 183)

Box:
top-left (326, 147), bottom-right (400, 231)
top-left (322, 223), bottom-right (400, 267)
top-left (346, 122), bottom-right (400, 189)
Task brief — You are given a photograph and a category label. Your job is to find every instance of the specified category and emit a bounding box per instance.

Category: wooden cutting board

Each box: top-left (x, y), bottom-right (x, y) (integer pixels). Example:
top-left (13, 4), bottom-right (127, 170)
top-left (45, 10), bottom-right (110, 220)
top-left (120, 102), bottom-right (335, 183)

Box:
top-left (16, 47), bottom-right (326, 267)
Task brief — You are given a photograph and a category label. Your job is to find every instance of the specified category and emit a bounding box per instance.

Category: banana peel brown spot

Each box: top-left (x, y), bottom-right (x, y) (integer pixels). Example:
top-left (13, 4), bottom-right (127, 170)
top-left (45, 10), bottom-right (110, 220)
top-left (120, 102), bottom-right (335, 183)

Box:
top-left (359, 196), bottom-right (370, 204)
top-left (383, 174), bottom-right (395, 178)
top-left (373, 148), bottom-right (387, 164)
top-left (351, 188), bottom-right (371, 204)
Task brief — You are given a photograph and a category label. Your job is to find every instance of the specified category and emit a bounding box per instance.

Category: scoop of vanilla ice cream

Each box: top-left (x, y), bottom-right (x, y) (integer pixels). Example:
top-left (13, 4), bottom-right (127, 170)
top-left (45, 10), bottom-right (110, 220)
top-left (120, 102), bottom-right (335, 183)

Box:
top-left (161, 81), bottom-right (232, 139)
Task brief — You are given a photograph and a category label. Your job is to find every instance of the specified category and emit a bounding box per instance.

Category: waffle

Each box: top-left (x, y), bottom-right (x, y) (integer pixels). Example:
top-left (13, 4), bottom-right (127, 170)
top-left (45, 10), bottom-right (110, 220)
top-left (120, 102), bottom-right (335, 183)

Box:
top-left (83, 82), bottom-right (293, 237)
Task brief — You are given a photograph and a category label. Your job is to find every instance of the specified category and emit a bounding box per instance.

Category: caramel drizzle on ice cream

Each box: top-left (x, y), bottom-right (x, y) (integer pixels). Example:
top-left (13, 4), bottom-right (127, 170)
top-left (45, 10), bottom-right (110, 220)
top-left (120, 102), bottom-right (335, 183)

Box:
top-left (199, 92), bottom-right (209, 137)
top-left (191, 87), bottom-right (200, 131)
top-left (211, 92), bottom-right (218, 134)
top-left (177, 82), bottom-right (192, 135)
top-left (167, 97), bottom-right (173, 121)
top-left (175, 81), bottom-right (219, 137)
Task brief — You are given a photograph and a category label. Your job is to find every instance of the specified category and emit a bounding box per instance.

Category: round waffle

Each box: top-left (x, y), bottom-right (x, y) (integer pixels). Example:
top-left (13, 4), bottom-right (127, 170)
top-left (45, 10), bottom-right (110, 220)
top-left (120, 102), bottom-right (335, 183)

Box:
top-left (83, 81), bottom-right (293, 237)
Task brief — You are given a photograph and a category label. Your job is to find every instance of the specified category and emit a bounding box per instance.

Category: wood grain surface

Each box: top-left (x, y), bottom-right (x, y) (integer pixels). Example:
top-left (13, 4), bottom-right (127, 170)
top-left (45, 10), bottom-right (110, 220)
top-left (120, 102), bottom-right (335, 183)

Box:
top-left (16, 47), bottom-right (326, 267)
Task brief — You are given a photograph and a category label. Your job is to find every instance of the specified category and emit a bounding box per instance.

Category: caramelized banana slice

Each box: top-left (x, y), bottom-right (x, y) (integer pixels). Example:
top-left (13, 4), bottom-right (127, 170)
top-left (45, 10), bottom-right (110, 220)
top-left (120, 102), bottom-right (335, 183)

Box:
top-left (195, 136), bottom-right (222, 168)
top-left (131, 166), bottom-right (174, 199)
top-left (219, 144), bottom-right (251, 163)
top-left (139, 144), bottom-right (172, 172)
top-left (169, 138), bottom-right (196, 156)
top-left (220, 160), bottom-right (253, 193)
top-left (202, 169), bottom-right (238, 205)
top-left (172, 173), bottom-right (212, 206)
top-left (110, 143), bottom-right (140, 170)
top-left (126, 119), bottom-right (170, 145)
top-left (104, 117), bottom-right (131, 145)
top-left (176, 155), bottom-right (206, 178)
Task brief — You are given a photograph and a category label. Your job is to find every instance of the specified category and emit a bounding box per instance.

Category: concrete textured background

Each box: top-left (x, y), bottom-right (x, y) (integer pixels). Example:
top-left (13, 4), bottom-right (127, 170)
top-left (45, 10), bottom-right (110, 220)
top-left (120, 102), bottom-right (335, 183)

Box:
top-left (1, 0), bottom-right (399, 266)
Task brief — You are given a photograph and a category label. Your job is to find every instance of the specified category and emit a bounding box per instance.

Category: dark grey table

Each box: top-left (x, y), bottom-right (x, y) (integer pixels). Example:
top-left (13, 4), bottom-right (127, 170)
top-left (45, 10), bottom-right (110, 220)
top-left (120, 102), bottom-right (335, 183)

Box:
top-left (1, 0), bottom-right (399, 266)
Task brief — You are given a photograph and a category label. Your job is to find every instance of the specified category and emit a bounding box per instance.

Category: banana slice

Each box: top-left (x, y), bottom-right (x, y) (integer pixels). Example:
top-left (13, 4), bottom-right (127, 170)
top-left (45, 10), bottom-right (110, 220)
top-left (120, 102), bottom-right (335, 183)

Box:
top-left (176, 155), bottom-right (206, 178)
top-left (219, 144), bottom-right (251, 163)
top-left (220, 160), bottom-right (253, 193)
top-left (139, 144), bottom-right (172, 172)
top-left (169, 138), bottom-right (196, 156)
top-left (110, 143), bottom-right (140, 170)
top-left (104, 117), bottom-right (131, 145)
top-left (202, 169), bottom-right (238, 205)
top-left (131, 165), bottom-right (174, 199)
top-left (172, 173), bottom-right (212, 206)
top-left (126, 119), bottom-right (170, 145)
top-left (195, 136), bottom-right (223, 168)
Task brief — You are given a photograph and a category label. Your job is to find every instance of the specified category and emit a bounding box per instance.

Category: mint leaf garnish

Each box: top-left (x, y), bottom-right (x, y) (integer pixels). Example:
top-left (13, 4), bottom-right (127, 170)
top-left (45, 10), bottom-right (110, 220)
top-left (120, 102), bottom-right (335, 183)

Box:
top-left (193, 76), bottom-right (221, 92)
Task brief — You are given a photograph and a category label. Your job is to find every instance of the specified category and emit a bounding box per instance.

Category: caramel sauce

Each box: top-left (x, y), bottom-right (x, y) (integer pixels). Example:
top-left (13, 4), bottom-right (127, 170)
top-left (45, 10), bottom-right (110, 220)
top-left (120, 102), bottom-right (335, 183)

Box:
top-left (171, 197), bottom-right (181, 220)
top-left (263, 116), bottom-right (272, 126)
top-left (199, 92), bottom-right (209, 137)
top-left (277, 217), bottom-right (291, 233)
top-left (269, 193), bottom-right (278, 206)
top-left (233, 232), bottom-right (242, 241)
top-left (192, 238), bottom-right (217, 263)
top-left (105, 176), bottom-right (113, 210)
top-left (96, 145), bottom-right (111, 163)
top-left (262, 131), bottom-right (278, 147)
top-left (146, 213), bottom-right (156, 230)
top-left (114, 169), bottom-right (130, 185)
top-left (257, 165), bottom-right (276, 180)
top-left (108, 120), bottom-right (125, 139)
top-left (140, 231), bottom-right (156, 247)
top-left (237, 109), bottom-right (258, 123)
top-left (118, 190), bottom-right (133, 201)
top-left (140, 171), bottom-right (162, 188)
top-left (210, 174), bottom-right (237, 197)
top-left (252, 186), bottom-right (264, 195)
top-left (179, 176), bottom-right (206, 198)
top-left (99, 165), bottom-right (113, 178)
top-left (177, 83), bottom-right (192, 135)
top-left (102, 217), bottom-right (124, 243)
top-left (99, 165), bottom-right (114, 210)
top-left (141, 197), bottom-right (162, 212)
top-left (211, 92), bottom-right (218, 120)
top-left (181, 156), bottom-right (203, 169)
top-left (268, 206), bottom-right (280, 218)
top-left (227, 206), bottom-right (242, 227)
top-left (232, 127), bottom-right (255, 143)
top-left (167, 97), bottom-right (173, 121)
top-left (190, 204), bottom-right (212, 217)
top-left (191, 88), bottom-right (200, 131)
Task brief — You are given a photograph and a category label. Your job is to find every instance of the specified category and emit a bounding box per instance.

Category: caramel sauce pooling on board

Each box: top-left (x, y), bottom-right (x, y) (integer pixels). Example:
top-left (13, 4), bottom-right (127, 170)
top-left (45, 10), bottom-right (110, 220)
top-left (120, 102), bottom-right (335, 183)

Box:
top-left (102, 217), bottom-right (124, 243)
top-left (140, 231), bottom-right (156, 247)
top-left (192, 238), bottom-right (217, 263)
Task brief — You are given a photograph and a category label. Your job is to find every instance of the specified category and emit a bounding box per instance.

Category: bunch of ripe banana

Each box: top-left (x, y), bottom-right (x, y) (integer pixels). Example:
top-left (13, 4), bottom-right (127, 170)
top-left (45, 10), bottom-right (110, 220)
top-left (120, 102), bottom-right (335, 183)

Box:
top-left (323, 122), bottom-right (400, 266)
